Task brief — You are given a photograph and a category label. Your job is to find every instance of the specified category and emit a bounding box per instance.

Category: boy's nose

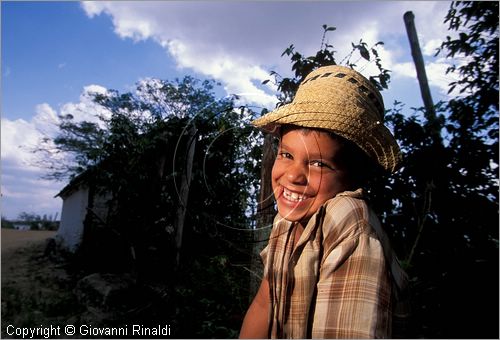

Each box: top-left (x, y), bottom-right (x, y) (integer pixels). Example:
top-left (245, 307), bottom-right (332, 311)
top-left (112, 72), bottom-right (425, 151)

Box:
top-left (286, 162), bottom-right (308, 185)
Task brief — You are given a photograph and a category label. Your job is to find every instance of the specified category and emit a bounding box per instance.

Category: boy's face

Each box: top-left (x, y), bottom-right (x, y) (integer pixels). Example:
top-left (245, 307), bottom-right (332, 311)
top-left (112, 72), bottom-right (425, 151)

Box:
top-left (272, 127), bottom-right (350, 226)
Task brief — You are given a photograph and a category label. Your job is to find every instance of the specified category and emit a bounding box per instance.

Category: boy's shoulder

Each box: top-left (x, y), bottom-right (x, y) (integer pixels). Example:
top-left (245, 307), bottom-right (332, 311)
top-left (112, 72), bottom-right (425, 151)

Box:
top-left (320, 188), bottom-right (376, 238)
top-left (324, 189), bottom-right (370, 216)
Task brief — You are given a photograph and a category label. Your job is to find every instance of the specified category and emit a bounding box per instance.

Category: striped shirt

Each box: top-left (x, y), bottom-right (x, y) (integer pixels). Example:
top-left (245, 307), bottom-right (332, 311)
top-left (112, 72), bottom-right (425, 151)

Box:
top-left (261, 189), bottom-right (409, 338)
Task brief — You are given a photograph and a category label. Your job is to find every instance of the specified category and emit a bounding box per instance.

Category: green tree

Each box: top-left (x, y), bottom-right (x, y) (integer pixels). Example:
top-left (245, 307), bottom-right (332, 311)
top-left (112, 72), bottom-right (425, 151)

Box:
top-left (387, 2), bottom-right (498, 337)
top-left (14, 211), bottom-right (59, 230)
top-left (35, 75), bottom-right (261, 337)
top-left (17, 212), bottom-right (41, 230)
top-left (409, 1), bottom-right (498, 337)
top-left (1, 217), bottom-right (15, 229)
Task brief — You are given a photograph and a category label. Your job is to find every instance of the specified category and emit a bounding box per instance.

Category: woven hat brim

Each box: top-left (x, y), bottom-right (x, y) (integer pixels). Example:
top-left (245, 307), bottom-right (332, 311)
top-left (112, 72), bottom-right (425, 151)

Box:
top-left (253, 102), bottom-right (402, 173)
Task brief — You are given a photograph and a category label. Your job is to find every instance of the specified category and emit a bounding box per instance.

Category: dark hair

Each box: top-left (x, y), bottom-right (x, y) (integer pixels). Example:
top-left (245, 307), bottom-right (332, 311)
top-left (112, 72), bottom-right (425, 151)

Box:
top-left (331, 132), bottom-right (382, 189)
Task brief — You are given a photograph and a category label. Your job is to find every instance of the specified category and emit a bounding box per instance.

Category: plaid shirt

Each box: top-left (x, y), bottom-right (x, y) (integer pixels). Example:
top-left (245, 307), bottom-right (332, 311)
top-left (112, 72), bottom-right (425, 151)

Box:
top-left (261, 189), bottom-right (409, 338)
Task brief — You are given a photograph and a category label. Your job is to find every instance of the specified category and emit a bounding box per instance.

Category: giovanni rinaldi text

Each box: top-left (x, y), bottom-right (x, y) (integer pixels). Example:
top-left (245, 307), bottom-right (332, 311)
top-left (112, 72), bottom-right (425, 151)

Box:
top-left (5, 324), bottom-right (172, 338)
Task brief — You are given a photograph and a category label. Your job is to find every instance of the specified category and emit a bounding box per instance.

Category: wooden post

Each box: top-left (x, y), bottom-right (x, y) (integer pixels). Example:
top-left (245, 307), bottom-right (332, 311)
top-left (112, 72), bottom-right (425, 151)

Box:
top-left (403, 11), bottom-right (440, 268)
top-left (174, 125), bottom-right (197, 267)
top-left (250, 128), bottom-right (275, 301)
top-left (403, 11), bottom-right (436, 120)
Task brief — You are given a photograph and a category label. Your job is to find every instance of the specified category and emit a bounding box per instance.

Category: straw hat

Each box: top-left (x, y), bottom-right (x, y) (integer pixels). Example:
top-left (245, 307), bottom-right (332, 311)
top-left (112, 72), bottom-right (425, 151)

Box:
top-left (252, 65), bottom-right (402, 173)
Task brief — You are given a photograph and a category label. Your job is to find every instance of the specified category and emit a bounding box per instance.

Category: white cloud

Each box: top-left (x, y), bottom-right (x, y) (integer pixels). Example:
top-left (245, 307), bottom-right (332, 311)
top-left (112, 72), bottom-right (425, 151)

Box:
top-left (392, 61), bottom-right (417, 79)
top-left (423, 39), bottom-right (442, 57)
top-left (165, 39), bottom-right (277, 109)
top-left (79, 1), bottom-right (453, 111)
top-left (58, 84), bottom-right (112, 127)
top-left (392, 59), bottom-right (452, 92)
top-left (2, 84), bottom-right (111, 168)
top-left (1, 116), bottom-right (63, 219)
top-left (426, 58), bottom-right (464, 98)
top-left (83, 84), bottom-right (108, 95)
top-left (1, 84), bottom-right (112, 219)
top-left (32, 103), bottom-right (60, 137)
top-left (1, 118), bottom-right (42, 170)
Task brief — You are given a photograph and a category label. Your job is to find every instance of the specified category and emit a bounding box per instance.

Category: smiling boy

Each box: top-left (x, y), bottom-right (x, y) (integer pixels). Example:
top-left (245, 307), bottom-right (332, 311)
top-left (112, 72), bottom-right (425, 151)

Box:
top-left (240, 65), bottom-right (409, 338)
top-left (273, 127), bottom-right (351, 226)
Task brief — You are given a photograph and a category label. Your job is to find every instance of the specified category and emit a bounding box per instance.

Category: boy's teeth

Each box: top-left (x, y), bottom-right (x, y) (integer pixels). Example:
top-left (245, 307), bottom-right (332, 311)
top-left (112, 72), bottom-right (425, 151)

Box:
top-left (284, 188), bottom-right (305, 202)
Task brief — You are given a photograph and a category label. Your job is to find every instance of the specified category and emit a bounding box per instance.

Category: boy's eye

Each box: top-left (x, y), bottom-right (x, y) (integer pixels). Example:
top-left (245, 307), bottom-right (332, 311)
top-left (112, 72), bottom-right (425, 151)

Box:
top-left (278, 152), bottom-right (292, 159)
top-left (311, 160), bottom-right (334, 170)
top-left (310, 160), bottom-right (324, 167)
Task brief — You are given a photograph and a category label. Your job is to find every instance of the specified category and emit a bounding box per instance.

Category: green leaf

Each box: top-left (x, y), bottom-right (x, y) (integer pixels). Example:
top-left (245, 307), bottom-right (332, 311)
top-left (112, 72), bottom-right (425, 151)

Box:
top-left (359, 45), bottom-right (370, 61)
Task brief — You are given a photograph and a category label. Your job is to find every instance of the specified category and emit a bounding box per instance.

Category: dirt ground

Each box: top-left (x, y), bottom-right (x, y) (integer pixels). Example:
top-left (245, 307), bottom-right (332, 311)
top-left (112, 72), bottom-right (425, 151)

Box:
top-left (1, 229), bottom-right (83, 338)
top-left (1, 229), bottom-right (57, 254)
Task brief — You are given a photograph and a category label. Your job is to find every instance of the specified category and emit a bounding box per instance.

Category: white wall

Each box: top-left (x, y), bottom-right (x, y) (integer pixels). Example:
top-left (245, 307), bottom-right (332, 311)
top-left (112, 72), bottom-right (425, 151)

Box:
top-left (56, 187), bottom-right (89, 253)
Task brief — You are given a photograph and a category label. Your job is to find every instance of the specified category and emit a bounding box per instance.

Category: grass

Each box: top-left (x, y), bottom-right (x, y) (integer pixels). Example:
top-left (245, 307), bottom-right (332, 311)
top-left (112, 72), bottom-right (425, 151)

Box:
top-left (1, 241), bottom-right (85, 338)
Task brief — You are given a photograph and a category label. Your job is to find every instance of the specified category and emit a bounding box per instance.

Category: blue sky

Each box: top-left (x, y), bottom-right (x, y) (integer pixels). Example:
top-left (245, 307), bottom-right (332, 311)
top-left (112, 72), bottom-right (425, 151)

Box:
top-left (1, 1), bottom-right (456, 220)
top-left (3, 2), bottom-right (185, 121)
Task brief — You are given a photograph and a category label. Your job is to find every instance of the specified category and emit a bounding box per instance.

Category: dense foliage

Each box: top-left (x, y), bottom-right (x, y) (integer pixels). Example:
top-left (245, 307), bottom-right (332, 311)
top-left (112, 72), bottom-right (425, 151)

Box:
top-left (264, 2), bottom-right (498, 338)
top-left (38, 76), bottom-right (263, 337)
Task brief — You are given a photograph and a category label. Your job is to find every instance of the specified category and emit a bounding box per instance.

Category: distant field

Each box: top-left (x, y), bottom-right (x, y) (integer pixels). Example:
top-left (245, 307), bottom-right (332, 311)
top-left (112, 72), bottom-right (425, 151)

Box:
top-left (1, 228), bottom-right (57, 255)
